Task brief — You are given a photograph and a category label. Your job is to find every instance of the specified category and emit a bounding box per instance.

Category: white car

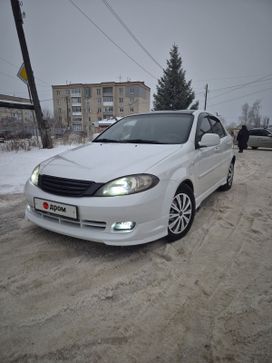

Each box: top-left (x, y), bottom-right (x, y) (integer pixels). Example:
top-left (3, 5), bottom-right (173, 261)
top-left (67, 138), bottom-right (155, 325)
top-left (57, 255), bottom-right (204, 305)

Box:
top-left (25, 110), bottom-right (235, 246)
top-left (248, 128), bottom-right (272, 149)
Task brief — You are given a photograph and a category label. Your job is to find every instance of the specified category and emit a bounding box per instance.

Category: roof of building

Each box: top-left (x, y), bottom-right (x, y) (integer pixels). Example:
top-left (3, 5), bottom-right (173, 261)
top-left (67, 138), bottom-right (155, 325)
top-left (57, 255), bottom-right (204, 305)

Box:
top-left (0, 94), bottom-right (31, 103)
top-left (52, 81), bottom-right (150, 90)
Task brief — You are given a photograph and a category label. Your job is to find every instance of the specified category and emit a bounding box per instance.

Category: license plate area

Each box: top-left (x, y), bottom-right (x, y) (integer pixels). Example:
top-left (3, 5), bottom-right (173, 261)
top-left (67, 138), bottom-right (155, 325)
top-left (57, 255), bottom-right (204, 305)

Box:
top-left (34, 198), bottom-right (78, 220)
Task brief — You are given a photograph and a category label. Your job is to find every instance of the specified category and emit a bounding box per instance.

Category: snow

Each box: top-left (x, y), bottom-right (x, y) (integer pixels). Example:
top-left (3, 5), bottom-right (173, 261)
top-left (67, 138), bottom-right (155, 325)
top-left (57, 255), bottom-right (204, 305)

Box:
top-left (0, 145), bottom-right (77, 195)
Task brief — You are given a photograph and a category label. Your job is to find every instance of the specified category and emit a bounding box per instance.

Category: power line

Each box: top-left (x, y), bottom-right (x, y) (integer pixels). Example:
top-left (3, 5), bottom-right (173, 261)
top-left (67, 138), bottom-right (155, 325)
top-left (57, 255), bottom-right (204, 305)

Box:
top-left (0, 69), bottom-right (51, 89)
top-left (102, 0), bottom-right (163, 70)
top-left (68, 0), bottom-right (158, 80)
top-left (209, 73), bottom-right (272, 99)
top-left (0, 56), bottom-right (51, 86)
top-left (209, 86), bottom-right (272, 107)
top-left (40, 98), bottom-right (53, 102)
top-left (194, 73), bottom-right (268, 83)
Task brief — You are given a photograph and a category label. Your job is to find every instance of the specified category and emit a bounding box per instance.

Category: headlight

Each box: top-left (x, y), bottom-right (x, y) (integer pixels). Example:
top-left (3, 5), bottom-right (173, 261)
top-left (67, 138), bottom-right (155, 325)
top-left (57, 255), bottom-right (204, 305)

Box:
top-left (30, 165), bottom-right (40, 186)
top-left (95, 174), bottom-right (159, 197)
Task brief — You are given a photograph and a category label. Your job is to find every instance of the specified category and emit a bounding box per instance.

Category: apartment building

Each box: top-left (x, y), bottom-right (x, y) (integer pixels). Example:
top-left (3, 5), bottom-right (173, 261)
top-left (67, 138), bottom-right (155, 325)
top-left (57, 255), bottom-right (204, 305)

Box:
top-left (52, 81), bottom-right (150, 133)
top-left (0, 94), bottom-right (36, 137)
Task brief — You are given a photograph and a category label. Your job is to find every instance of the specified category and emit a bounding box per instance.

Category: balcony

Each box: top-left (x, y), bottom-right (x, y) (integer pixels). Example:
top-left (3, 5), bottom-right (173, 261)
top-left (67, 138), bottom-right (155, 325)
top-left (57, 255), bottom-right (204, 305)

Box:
top-left (103, 101), bottom-right (114, 107)
top-left (72, 111), bottom-right (82, 116)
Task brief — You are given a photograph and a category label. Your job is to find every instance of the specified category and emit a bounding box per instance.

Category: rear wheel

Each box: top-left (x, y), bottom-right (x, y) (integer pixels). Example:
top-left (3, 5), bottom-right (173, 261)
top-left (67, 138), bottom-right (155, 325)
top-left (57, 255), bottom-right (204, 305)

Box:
top-left (220, 161), bottom-right (234, 191)
top-left (167, 184), bottom-right (195, 242)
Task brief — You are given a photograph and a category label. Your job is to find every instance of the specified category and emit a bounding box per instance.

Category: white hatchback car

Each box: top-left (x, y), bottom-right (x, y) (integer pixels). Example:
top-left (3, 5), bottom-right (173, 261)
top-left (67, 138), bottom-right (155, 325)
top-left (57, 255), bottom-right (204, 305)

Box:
top-left (25, 110), bottom-right (235, 246)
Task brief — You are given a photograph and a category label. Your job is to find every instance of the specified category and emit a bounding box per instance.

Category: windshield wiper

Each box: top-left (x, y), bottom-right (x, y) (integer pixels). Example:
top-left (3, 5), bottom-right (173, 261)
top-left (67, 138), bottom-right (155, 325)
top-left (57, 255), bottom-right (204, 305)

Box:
top-left (93, 138), bottom-right (120, 143)
top-left (126, 139), bottom-right (165, 144)
top-left (93, 138), bottom-right (166, 144)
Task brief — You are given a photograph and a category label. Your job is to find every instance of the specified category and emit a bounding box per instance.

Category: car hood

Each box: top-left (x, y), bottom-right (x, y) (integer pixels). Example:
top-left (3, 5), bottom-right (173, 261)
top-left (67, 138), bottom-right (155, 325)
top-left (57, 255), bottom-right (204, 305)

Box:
top-left (40, 142), bottom-right (182, 182)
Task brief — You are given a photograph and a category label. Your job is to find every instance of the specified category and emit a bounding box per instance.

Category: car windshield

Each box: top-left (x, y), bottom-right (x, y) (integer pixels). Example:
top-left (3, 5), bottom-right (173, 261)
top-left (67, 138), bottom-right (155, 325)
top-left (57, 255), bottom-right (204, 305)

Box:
top-left (93, 113), bottom-right (194, 144)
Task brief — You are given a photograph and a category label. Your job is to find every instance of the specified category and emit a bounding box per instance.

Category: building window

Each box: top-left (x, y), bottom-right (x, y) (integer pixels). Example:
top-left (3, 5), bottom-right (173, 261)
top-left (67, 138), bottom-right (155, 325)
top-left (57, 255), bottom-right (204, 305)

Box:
top-left (73, 117), bottom-right (82, 122)
top-left (97, 98), bottom-right (102, 104)
top-left (129, 87), bottom-right (135, 94)
top-left (72, 106), bottom-right (81, 112)
top-left (84, 87), bottom-right (91, 97)
top-left (119, 88), bottom-right (123, 95)
top-left (119, 97), bottom-right (123, 103)
top-left (56, 90), bottom-right (60, 95)
top-left (130, 107), bottom-right (134, 112)
top-left (71, 88), bottom-right (81, 95)
top-left (104, 106), bottom-right (113, 112)
top-left (120, 107), bottom-right (124, 113)
top-left (66, 90), bottom-right (70, 95)
top-left (103, 87), bottom-right (113, 95)
top-left (58, 108), bottom-right (62, 113)
top-left (103, 96), bottom-right (113, 102)
top-left (71, 97), bottom-right (81, 104)
top-left (96, 89), bottom-right (101, 95)
top-left (97, 108), bottom-right (102, 113)
top-left (72, 124), bottom-right (82, 131)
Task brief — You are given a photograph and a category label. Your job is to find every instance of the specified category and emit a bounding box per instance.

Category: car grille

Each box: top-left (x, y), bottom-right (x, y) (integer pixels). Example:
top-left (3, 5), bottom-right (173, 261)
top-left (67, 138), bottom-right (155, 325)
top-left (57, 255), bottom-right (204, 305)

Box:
top-left (38, 174), bottom-right (103, 197)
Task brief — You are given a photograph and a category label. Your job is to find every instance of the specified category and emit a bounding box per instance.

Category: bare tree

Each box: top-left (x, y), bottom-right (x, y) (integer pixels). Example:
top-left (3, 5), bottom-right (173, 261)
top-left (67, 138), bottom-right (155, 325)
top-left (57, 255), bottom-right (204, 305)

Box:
top-left (239, 103), bottom-right (250, 125)
top-left (239, 100), bottom-right (269, 129)
top-left (262, 116), bottom-right (270, 128)
top-left (248, 100), bottom-right (261, 128)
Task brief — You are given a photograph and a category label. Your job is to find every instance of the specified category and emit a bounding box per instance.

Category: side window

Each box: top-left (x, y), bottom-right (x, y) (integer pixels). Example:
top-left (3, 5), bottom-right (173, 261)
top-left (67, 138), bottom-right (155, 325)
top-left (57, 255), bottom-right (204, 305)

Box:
top-left (209, 116), bottom-right (226, 138)
top-left (249, 129), bottom-right (261, 136)
top-left (259, 129), bottom-right (269, 136)
top-left (196, 115), bottom-right (212, 144)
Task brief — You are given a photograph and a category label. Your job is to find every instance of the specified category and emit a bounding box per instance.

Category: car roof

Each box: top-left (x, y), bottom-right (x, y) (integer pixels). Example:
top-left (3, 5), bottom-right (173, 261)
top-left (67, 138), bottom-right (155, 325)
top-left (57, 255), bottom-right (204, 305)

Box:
top-left (250, 128), bottom-right (270, 130)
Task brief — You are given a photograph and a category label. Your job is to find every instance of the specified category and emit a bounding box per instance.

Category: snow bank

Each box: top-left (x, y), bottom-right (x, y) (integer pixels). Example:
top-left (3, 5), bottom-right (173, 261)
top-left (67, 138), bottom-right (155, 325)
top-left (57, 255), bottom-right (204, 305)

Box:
top-left (0, 145), bottom-right (77, 194)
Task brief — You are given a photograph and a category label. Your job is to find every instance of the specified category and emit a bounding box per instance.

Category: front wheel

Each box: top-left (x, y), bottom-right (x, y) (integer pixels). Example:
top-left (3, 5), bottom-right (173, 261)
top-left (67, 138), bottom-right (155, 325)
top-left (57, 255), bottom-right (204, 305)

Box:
top-left (167, 184), bottom-right (195, 242)
top-left (220, 161), bottom-right (234, 191)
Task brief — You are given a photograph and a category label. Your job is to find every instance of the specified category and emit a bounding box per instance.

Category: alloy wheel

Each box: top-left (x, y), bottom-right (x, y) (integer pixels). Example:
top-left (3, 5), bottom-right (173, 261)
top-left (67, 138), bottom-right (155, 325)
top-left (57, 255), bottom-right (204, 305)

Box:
top-left (168, 192), bottom-right (193, 235)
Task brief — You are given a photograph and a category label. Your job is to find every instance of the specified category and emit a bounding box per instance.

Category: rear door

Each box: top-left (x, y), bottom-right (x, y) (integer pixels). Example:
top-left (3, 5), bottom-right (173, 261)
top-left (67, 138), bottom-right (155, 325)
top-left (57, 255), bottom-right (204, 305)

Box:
top-left (208, 115), bottom-right (232, 181)
top-left (193, 114), bottom-right (221, 197)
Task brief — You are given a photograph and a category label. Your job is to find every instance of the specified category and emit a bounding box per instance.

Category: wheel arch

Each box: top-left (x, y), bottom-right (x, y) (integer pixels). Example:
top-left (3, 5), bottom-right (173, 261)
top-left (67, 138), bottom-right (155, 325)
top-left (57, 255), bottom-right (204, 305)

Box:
top-left (177, 179), bottom-right (194, 193)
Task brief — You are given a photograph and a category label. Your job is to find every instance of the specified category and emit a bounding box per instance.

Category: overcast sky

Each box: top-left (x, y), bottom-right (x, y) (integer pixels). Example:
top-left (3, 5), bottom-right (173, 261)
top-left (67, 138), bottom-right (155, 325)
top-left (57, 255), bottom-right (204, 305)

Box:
top-left (1, 0), bottom-right (272, 123)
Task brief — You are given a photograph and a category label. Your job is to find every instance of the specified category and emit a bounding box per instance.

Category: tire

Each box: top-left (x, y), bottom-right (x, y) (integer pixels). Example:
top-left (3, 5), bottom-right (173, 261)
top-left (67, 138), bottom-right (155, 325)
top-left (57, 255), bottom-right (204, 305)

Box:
top-left (251, 146), bottom-right (258, 150)
top-left (167, 184), bottom-right (195, 242)
top-left (220, 161), bottom-right (234, 191)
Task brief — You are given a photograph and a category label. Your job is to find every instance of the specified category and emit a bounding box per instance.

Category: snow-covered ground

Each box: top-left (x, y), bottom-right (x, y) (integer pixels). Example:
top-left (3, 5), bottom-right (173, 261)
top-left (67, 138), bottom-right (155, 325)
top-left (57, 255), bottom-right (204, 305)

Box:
top-left (0, 145), bottom-right (77, 195)
top-left (0, 149), bottom-right (272, 362)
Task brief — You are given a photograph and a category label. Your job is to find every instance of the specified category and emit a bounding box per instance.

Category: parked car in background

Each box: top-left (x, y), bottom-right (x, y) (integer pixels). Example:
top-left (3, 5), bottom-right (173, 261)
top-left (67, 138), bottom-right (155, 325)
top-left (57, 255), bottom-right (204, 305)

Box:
top-left (248, 128), bottom-right (272, 149)
top-left (25, 110), bottom-right (235, 246)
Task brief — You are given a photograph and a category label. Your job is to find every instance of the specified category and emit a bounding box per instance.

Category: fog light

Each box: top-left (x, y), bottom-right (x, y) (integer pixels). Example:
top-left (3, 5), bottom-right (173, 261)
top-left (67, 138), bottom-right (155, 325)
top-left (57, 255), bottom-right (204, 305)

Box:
top-left (112, 221), bottom-right (136, 231)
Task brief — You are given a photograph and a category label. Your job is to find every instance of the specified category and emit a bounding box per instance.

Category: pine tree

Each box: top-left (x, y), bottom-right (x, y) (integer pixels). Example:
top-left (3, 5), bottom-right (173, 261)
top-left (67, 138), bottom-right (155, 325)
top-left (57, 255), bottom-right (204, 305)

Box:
top-left (153, 45), bottom-right (199, 110)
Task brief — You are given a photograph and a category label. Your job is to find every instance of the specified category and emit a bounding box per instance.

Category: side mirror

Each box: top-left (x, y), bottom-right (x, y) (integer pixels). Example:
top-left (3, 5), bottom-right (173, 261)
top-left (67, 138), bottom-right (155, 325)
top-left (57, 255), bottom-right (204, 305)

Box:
top-left (199, 133), bottom-right (220, 148)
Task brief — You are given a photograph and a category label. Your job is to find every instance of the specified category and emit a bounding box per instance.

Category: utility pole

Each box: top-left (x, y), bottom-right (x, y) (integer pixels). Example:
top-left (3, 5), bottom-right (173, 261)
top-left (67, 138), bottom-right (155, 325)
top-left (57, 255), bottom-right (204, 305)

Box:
top-left (11, 0), bottom-right (52, 148)
top-left (204, 83), bottom-right (208, 111)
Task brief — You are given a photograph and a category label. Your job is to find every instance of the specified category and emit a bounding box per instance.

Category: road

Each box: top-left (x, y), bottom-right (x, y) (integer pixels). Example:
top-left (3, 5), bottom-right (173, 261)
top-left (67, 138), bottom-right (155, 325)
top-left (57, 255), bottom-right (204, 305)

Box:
top-left (0, 148), bottom-right (272, 363)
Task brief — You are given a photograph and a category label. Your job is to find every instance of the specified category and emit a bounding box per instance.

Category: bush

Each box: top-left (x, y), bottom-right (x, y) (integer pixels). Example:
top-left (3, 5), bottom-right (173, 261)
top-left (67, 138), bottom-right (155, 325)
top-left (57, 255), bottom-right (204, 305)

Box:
top-left (0, 138), bottom-right (40, 152)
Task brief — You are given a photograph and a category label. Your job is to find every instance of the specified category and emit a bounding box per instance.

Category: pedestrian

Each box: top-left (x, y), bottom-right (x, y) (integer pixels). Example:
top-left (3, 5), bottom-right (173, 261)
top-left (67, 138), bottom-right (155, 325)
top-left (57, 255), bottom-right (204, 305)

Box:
top-left (237, 125), bottom-right (249, 153)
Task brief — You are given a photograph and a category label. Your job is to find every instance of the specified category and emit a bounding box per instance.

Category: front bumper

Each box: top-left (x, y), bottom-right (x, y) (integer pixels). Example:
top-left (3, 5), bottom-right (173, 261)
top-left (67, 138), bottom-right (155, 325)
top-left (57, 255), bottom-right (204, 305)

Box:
top-left (24, 180), bottom-right (169, 246)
